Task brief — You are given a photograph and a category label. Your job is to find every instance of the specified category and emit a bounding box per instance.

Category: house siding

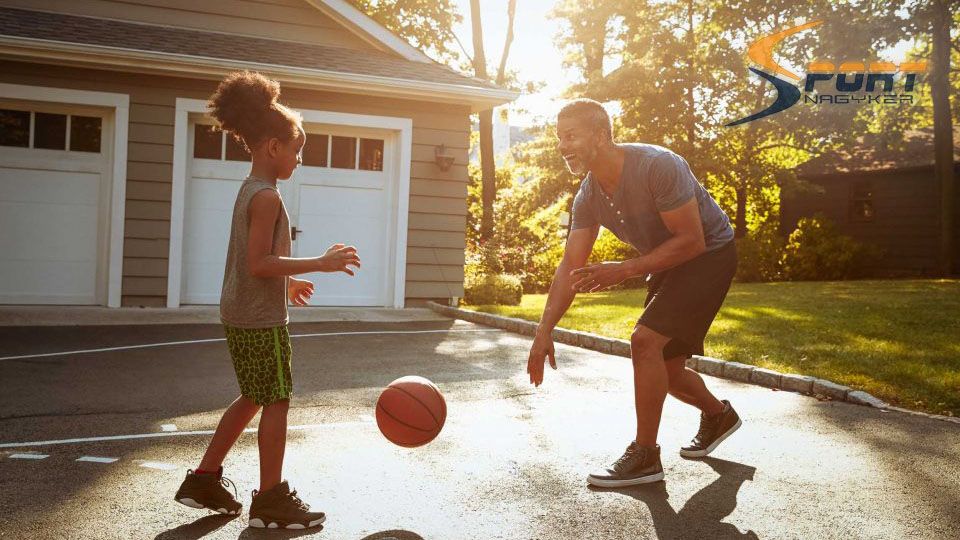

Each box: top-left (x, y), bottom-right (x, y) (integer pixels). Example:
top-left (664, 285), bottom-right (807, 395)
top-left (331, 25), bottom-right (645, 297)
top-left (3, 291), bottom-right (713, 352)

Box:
top-left (1, 59), bottom-right (469, 306)
top-left (0, 0), bottom-right (376, 51)
top-left (781, 167), bottom-right (960, 275)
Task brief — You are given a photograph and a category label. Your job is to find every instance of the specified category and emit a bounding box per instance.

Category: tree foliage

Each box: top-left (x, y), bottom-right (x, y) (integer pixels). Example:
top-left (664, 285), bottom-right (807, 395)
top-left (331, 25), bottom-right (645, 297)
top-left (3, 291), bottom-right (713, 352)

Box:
top-left (348, 0), bottom-right (462, 62)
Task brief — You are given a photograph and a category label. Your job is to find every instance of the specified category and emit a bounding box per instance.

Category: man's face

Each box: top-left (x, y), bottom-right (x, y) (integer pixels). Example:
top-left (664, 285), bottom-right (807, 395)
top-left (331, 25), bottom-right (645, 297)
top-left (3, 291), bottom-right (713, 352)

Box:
top-left (556, 114), bottom-right (602, 176)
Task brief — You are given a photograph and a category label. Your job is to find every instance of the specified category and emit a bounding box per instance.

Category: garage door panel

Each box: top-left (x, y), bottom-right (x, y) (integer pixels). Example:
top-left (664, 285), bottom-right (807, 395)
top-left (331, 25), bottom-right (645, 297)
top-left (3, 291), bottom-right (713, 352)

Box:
top-left (297, 210), bottom-right (387, 304)
top-left (0, 168), bottom-right (100, 205)
top-left (0, 200), bottom-right (99, 259)
top-left (299, 184), bottom-right (384, 218)
top-left (180, 176), bottom-right (241, 304)
top-left (0, 259), bottom-right (96, 304)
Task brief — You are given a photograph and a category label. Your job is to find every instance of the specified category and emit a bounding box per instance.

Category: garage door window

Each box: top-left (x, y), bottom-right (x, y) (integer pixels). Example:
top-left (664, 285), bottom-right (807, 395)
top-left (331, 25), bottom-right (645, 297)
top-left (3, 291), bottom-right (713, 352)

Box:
top-left (0, 108), bottom-right (101, 152)
top-left (0, 109), bottom-right (30, 147)
top-left (70, 116), bottom-right (102, 153)
top-left (34, 113), bottom-right (67, 150)
top-left (193, 123), bottom-right (250, 162)
top-left (299, 133), bottom-right (384, 171)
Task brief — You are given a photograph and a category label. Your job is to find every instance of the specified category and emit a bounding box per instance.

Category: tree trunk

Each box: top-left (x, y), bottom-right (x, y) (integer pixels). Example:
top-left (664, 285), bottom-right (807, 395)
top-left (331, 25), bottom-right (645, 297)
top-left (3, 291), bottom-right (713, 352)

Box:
top-left (685, 0), bottom-right (696, 157)
top-left (734, 186), bottom-right (748, 239)
top-left (479, 109), bottom-right (496, 240)
top-left (931, 0), bottom-right (955, 275)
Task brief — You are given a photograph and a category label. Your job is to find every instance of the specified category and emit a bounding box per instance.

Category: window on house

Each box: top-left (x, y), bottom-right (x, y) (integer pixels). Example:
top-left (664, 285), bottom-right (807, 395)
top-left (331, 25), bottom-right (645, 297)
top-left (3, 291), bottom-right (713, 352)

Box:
top-left (0, 109), bottom-right (30, 147)
top-left (330, 135), bottom-right (356, 169)
top-left (70, 116), bottom-right (102, 153)
top-left (302, 133), bottom-right (328, 167)
top-left (193, 124), bottom-right (221, 159)
top-left (359, 138), bottom-right (384, 171)
top-left (849, 182), bottom-right (875, 222)
top-left (0, 109), bottom-right (102, 152)
top-left (225, 134), bottom-right (250, 161)
top-left (34, 113), bottom-right (67, 150)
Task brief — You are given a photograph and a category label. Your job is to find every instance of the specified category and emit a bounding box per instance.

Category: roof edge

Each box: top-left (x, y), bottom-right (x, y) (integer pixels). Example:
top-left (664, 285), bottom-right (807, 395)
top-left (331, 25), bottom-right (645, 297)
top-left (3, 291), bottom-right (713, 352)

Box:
top-left (305, 0), bottom-right (433, 64)
top-left (0, 36), bottom-right (518, 111)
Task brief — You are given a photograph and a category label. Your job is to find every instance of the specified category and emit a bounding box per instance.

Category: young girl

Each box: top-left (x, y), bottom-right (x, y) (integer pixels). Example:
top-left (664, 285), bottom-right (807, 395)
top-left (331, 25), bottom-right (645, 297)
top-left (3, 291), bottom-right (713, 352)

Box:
top-left (173, 71), bottom-right (360, 530)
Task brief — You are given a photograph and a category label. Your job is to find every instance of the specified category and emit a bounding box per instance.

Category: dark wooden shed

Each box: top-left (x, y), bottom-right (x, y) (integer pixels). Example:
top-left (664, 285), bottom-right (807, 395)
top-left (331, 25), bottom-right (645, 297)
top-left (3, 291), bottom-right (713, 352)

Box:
top-left (781, 128), bottom-right (960, 276)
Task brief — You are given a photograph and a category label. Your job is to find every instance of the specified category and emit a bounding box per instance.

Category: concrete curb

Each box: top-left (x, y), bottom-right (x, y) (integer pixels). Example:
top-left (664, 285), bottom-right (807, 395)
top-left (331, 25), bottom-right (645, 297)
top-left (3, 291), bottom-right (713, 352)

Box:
top-left (427, 302), bottom-right (960, 426)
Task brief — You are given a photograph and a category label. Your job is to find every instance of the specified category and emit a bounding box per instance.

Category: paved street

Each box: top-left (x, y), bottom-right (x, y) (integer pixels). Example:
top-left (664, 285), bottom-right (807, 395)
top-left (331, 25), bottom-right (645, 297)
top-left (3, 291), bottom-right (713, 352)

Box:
top-left (1, 319), bottom-right (958, 539)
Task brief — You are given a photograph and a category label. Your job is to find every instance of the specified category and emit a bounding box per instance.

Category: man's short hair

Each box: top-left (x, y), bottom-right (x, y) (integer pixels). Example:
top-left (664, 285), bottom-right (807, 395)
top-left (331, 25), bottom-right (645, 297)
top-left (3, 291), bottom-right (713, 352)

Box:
top-left (557, 98), bottom-right (613, 142)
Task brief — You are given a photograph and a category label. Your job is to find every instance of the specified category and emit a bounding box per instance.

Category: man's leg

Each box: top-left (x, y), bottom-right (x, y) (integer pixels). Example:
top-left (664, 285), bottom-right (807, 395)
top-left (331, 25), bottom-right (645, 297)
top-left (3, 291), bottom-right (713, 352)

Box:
top-left (665, 356), bottom-right (725, 417)
top-left (630, 324), bottom-right (673, 447)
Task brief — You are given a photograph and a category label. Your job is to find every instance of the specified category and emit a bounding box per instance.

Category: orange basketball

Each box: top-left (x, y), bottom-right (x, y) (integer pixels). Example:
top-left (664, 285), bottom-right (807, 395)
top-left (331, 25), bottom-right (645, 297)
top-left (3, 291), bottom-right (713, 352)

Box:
top-left (375, 375), bottom-right (446, 448)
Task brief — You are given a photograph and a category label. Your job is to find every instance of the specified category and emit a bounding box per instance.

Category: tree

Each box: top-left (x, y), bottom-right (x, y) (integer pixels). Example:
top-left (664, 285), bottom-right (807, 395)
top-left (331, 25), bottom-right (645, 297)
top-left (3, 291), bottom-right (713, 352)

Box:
top-left (551, 0), bottom-right (909, 239)
top-left (469, 0), bottom-right (518, 242)
top-left (349, 0), bottom-right (462, 63)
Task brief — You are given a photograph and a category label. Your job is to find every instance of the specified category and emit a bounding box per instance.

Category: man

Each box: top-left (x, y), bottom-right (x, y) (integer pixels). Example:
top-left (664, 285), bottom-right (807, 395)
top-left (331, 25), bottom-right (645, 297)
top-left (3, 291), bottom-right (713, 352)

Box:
top-left (526, 98), bottom-right (741, 487)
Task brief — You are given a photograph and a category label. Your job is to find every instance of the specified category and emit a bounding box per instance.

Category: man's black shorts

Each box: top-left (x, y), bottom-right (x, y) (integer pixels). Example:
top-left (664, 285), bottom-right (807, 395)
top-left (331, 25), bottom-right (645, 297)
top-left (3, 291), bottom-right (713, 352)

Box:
top-left (638, 239), bottom-right (737, 360)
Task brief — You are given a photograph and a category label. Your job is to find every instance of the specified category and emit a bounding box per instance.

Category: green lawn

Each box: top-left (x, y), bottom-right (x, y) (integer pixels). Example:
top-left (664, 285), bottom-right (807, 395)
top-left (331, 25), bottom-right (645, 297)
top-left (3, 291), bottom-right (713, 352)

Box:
top-left (466, 280), bottom-right (960, 417)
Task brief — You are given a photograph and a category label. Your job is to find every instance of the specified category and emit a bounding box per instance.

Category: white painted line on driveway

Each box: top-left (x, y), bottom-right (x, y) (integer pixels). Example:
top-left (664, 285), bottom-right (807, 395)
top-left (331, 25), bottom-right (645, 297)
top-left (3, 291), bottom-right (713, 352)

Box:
top-left (0, 328), bottom-right (503, 361)
top-left (9, 453), bottom-right (49, 460)
top-left (0, 420), bottom-right (367, 449)
top-left (138, 461), bottom-right (177, 471)
top-left (76, 456), bottom-right (118, 464)
top-left (160, 424), bottom-right (177, 432)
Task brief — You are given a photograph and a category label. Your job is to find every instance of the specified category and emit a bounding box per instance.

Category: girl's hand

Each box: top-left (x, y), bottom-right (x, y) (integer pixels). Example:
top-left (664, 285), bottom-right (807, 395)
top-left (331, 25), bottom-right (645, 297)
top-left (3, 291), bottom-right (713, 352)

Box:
top-left (288, 277), bottom-right (314, 306)
top-left (317, 243), bottom-right (361, 275)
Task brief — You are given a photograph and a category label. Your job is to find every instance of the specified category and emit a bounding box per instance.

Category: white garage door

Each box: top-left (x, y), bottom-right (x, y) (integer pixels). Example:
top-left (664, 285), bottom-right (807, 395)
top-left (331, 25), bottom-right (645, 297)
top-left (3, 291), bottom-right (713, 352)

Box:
top-left (180, 118), bottom-right (395, 306)
top-left (0, 103), bottom-right (111, 305)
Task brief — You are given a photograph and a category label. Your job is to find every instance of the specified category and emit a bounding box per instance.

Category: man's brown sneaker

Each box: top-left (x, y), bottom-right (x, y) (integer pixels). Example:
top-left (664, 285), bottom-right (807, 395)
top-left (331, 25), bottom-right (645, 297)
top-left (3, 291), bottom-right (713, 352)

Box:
top-left (174, 466), bottom-right (242, 515)
top-left (248, 481), bottom-right (326, 530)
top-left (587, 442), bottom-right (664, 487)
top-left (680, 399), bottom-right (742, 458)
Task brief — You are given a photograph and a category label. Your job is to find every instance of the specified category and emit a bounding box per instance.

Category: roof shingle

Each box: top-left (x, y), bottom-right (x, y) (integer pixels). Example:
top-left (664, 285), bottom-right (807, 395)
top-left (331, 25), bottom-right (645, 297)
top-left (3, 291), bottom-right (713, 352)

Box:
top-left (797, 126), bottom-right (960, 176)
top-left (0, 7), bottom-right (500, 91)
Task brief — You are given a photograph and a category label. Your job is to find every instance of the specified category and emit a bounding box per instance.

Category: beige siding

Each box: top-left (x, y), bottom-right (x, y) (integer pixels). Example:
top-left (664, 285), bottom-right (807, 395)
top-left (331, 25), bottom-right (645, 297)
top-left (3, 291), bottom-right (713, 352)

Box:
top-left (1, 60), bottom-right (472, 306)
top-left (0, 0), bottom-right (376, 51)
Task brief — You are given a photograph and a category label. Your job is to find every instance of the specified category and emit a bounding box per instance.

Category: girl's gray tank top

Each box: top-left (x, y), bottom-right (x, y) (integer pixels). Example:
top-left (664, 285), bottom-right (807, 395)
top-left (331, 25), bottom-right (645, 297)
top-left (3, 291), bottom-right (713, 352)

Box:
top-left (219, 175), bottom-right (291, 328)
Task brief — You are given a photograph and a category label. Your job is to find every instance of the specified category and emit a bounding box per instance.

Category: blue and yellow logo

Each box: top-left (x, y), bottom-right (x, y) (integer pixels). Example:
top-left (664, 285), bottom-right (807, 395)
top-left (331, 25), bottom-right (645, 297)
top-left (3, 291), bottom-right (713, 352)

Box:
top-left (726, 20), bottom-right (927, 127)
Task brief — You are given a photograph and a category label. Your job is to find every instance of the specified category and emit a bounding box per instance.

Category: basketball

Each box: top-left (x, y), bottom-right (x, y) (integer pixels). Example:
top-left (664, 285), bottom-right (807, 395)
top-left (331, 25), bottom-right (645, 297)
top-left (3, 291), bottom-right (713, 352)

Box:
top-left (375, 375), bottom-right (446, 448)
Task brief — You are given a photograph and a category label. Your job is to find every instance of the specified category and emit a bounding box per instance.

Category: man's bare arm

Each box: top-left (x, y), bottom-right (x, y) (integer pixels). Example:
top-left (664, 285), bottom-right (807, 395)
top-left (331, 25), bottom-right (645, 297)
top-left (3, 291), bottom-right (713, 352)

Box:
top-left (537, 226), bottom-right (600, 335)
top-left (621, 197), bottom-right (706, 277)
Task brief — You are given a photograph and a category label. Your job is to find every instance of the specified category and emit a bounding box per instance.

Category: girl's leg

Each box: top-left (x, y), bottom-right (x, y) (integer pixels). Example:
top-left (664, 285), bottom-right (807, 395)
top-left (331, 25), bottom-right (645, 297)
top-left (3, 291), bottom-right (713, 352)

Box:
top-left (257, 398), bottom-right (290, 492)
top-left (198, 395), bottom-right (261, 471)
top-left (665, 356), bottom-right (725, 416)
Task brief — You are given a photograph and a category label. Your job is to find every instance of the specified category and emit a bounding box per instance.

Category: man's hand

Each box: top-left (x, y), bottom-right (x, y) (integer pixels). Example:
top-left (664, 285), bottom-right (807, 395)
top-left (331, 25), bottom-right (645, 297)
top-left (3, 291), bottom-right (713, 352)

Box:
top-left (287, 277), bottom-right (314, 306)
top-left (317, 244), bottom-right (361, 275)
top-left (570, 261), bottom-right (632, 293)
top-left (527, 331), bottom-right (557, 387)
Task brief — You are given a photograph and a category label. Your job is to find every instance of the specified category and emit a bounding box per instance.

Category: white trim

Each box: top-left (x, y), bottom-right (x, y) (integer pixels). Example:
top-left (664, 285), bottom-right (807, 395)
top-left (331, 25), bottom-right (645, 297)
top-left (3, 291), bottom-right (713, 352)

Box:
top-left (0, 83), bottom-right (128, 308)
top-left (168, 100), bottom-right (411, 308)
top-left (306, 0), bottom-right (432, 63)
top-left (0, 37), bottom-right (518, 112)
top-left (166, 98), bottom-right (196, 308)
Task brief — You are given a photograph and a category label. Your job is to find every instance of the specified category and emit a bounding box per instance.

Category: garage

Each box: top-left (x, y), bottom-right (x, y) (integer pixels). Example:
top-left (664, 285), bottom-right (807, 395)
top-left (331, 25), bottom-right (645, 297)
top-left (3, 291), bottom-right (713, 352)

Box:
top-left (0, 100), bottom-right (113, 305)
top-left (176, 103), bottom-right (405, 307)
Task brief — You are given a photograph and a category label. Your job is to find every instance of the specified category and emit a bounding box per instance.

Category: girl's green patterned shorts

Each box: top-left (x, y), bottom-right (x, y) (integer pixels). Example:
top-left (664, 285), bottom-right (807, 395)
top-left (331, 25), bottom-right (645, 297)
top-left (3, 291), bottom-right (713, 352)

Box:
top-left (223, 323), bottom-right (293, 406)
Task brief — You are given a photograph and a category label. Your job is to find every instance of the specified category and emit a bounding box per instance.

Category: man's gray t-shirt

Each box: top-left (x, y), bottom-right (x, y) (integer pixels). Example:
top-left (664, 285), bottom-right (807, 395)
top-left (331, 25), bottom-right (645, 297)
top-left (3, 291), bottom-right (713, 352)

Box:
top-left (570, 143), bottom-right (734, 254)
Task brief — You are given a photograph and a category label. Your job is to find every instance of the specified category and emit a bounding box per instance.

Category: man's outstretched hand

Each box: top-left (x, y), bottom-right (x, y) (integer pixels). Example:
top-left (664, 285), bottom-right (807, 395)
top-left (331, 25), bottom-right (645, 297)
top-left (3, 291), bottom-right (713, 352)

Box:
top-left (527, 331), bottom-right (557, 387)
top-left (570, 261), bottom-right (630, 293)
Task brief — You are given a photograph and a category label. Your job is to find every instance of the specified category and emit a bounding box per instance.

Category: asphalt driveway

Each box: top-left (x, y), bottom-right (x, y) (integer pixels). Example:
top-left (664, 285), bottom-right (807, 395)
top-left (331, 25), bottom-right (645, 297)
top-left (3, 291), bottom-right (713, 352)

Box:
top-left (1, 319), bottom-right (957, 539)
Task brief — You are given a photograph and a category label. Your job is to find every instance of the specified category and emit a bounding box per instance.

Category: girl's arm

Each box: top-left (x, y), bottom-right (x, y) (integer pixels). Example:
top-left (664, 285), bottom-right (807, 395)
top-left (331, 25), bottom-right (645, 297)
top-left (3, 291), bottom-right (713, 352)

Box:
top-left (246, 190), bottom-right (359, 278)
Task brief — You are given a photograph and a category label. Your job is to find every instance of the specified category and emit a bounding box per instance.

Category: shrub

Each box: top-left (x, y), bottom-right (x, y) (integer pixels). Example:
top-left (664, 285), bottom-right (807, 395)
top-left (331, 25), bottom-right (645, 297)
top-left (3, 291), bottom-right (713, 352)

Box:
top-left (589, 228), bottom-right (638, 264)
top-left (735, 223), bottom-right (785, 282)
top-left (780, 213), bottom-right (882, 280)
top-left (464, 272), bottom-right (523, 305)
